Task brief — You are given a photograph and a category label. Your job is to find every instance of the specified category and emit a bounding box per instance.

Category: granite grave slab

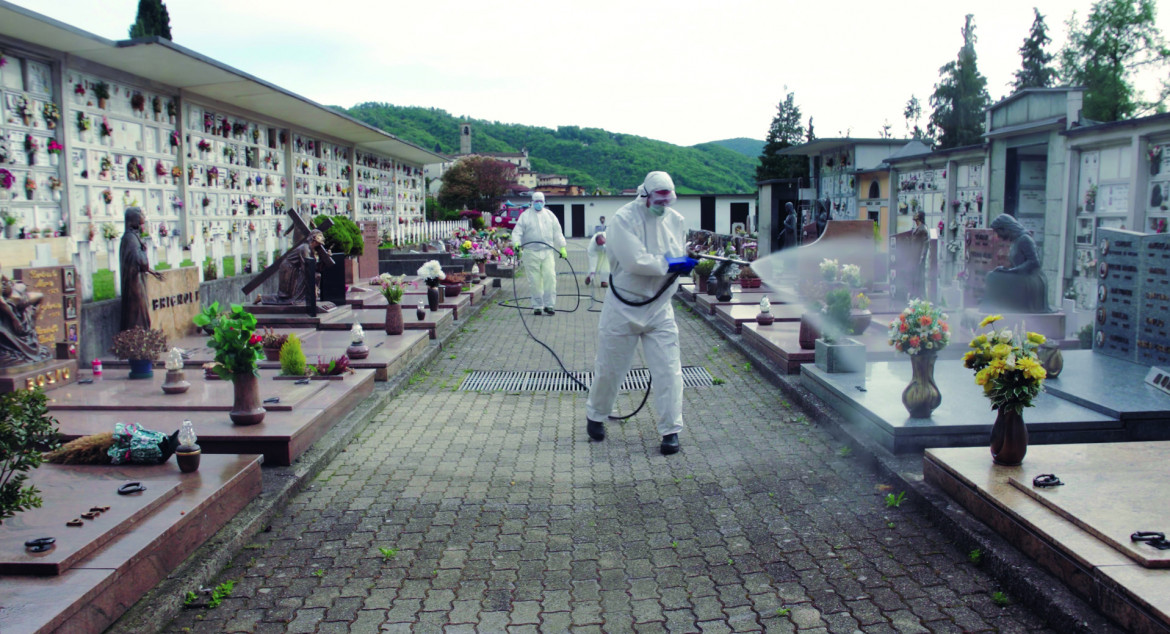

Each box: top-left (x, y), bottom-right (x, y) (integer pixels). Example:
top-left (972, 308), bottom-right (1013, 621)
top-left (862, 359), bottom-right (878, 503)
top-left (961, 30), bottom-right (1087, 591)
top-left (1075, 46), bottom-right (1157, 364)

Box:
top-left (801, 359), bottom-right (1120, 453)
top-left (715, 303), bottom-right (804, 333)
top-left (46, 369), bottom-right (327, 412)
top-left (925, 443), bottom-right (1170, 633)
top-left (0, 454), bottom-right (262, 634)
top-left (318, 307), bottom-right (453, 340)
top-left (1043, 350), bottom-right (1170, 425)
top-left (293, 329), bottom-right (429, 381)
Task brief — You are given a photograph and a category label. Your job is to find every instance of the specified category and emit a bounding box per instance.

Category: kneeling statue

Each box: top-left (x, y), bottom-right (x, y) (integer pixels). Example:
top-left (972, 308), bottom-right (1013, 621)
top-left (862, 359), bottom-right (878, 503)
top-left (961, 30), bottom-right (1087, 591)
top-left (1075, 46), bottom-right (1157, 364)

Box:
top-left (983, 214), bottom-right (1048, 313)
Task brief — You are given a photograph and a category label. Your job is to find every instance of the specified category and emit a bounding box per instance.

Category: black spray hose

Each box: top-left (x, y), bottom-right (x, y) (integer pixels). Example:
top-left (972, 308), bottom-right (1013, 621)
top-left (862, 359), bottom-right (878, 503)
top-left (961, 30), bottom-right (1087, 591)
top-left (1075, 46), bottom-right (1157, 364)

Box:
top-left (500, 239), bottom-right (654, 421)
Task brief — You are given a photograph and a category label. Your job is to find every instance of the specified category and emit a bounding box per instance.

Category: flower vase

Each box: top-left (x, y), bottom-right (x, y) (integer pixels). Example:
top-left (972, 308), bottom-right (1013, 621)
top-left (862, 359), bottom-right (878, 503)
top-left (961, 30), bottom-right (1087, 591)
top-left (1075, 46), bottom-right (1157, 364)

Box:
top-left (696, 275), bottom-right (708, 293)
top-left (476, 260), bottom-right (486, 276)
top-left (263, 346), bottom-right (282, 361)
top-left (902, 352), bottom-right (941, 418)
top-left (229, 373), bottom-right (266, 425)
top-left (50, 153), bottom-right (59, 167)
top-left (416, 306), bottom-right (426, 321)
top-left (798, 314), bottom-right (820, 350)
top-left (1037, 344), bottom-right (1063, 379)
top-left (990, 408), bottom-right (1028, 466)
top-left (427, 286), bottom-right (440, 311)
top-left (1152, 158), bottom-right (1162, 177)
top-left (706, 274), bottom-right (717, 296)
top-left (385, 303), bottom-right (404, 335)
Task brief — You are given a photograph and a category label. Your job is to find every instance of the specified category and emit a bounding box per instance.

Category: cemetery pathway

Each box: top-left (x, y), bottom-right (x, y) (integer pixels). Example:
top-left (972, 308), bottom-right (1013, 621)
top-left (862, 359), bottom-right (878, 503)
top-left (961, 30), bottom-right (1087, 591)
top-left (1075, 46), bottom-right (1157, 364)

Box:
top-left (164, 240), bottom-right (1056, 633)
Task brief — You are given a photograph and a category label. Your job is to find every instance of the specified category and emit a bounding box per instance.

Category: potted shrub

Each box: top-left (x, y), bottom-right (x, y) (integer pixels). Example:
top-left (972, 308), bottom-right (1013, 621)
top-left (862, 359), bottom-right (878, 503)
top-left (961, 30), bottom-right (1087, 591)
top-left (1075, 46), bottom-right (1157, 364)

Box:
top-left (0, 389), bottom-right (60, 524)
top-left (443, 271), bottom-right (467, 297)
top-left (314, 214), bottom-right (363, 301)
top-left (110, 327), bottom-right (169, 378)
top-left (260, 327), bottom-right (289, 361)
top-left (813, 288), bottom-right (865, 373)
top-left (738, 265), bottom-right (761, 289)
top-left (279, 333), bottom-right (307, 376)
top-left (205, 304), bottom-right (266, 425)
top-left (2, 212), bottom-right (18, 239)
top-left (693, 258), bottom-right (715, 293)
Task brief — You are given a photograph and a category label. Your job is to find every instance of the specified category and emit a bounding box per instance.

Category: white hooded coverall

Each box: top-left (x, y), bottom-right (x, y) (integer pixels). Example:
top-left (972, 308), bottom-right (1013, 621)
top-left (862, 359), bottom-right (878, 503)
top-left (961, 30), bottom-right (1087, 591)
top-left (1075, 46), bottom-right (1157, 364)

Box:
top-left (585, 174), bottom-right (687, 437)
top-left (511, 193), bottom-right (566, 311)
top-left (586, 232), bottom-right (609, 285)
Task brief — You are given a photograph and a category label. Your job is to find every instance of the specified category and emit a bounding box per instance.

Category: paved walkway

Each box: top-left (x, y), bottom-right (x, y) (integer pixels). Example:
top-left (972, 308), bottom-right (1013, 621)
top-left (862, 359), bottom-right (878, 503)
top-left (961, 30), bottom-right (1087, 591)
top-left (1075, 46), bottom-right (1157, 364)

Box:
top-left (164, 240), bottom-right (1054, 633)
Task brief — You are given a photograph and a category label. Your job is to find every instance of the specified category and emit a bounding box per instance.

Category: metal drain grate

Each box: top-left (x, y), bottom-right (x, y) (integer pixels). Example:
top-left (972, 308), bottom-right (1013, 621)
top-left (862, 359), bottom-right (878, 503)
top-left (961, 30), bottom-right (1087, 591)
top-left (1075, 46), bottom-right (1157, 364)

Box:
top-left (459, 366), bottom-right (714, 392)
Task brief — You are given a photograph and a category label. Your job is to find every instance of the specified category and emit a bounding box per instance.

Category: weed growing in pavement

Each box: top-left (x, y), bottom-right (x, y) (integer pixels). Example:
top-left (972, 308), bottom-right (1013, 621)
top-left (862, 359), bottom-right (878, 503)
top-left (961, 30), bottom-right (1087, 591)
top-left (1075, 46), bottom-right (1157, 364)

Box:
top-left (885, 492), bottom-right (907, 508)
top-left (776, 607), bottom-right (791, 616)
top-left (207, 580), bottom-right (235, 609)
top-left (671, 541), bottom-right (678, 548)
top-left (183, 590), bottom-right (197, 607)
top-left (991, 591), bottom-right (1010, 606)
top-left (887, 521), bottom-right (896, 529)
top-left (379, 546), bottom-right (398, 560)
top-left (311, 569), bottom-right (325, 577)
top-left (712, 377), bottom-right (725, 385)
top-left (838, 446), bottom-right (853, 458)
top-left (968, 549), bottom-right (983, 564)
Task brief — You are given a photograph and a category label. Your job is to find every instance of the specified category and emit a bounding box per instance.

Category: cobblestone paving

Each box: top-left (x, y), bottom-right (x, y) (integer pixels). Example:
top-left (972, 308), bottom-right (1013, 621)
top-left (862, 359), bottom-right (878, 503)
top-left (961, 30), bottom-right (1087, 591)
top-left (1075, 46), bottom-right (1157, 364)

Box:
top-left (165, 241), bottom-right (1055, 633)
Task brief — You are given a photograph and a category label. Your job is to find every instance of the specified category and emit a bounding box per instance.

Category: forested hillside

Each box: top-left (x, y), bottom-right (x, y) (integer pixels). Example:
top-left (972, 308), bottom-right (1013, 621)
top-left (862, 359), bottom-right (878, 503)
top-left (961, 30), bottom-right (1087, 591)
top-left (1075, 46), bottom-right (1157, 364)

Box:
top-left (341, 103), bottom-right (761, 194)
top-left (704, 137), bottom-right (765, 158)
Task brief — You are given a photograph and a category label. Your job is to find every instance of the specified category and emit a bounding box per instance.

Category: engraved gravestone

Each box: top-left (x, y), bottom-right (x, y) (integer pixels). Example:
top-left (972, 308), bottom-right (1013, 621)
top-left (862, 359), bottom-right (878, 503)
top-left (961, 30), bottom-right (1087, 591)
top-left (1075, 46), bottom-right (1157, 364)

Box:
top-left (13, 265), bottom-right (77, 349)
top-left (1093, 228), bottom-right (1170, 363)
top-left (1137, 232), bottom-right (1170, 366)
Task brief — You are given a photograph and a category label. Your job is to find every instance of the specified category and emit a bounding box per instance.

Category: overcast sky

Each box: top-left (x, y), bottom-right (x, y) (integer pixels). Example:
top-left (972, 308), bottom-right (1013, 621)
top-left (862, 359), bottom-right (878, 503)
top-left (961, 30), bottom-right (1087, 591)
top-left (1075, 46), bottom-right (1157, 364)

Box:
top-left (14, 0), bottom-right (1170, 147)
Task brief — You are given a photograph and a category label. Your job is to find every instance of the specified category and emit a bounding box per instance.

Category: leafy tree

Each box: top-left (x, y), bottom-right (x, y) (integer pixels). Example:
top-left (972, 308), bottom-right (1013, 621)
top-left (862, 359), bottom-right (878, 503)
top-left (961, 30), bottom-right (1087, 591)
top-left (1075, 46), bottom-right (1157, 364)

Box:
top-left (0, 389), bottom-right (59, 524)
top-left (756, 91), bottom-right (809, 181)
top-left (928, 15), bottom-right (990, 149)
top-left (128, 0), bottom-right (172, 40)
top-left (1013, 8), bottom-right (1057, 90)
top-left (1059, 0), bottom-right (1170, 121)
top-left (438, 156), bottom-right (514, 213)
top-left (904, 96), bottom-right (925, 140)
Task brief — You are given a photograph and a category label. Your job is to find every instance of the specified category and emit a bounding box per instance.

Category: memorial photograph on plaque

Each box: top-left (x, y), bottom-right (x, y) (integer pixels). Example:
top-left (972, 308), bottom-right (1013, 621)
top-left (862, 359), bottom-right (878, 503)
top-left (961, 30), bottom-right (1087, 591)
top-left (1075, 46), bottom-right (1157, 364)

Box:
top-left (62, 268), bottom-right (75, 292)
top-left (64, 295), bottom-right (76, 319)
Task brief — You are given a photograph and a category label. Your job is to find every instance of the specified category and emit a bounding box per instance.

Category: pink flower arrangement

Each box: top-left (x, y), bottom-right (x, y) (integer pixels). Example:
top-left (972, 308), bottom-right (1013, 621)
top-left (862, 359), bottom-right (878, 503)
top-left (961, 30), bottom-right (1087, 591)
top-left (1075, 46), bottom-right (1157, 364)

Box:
top-left (47, 140), bottom-right (64, 154)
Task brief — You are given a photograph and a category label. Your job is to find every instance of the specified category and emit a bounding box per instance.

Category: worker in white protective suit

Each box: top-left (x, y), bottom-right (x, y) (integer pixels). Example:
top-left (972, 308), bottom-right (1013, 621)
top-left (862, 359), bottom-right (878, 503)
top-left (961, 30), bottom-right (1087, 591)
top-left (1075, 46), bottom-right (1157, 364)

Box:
top-left (584, 231), bottom-right (609, 287)
top-left (511, 192), bottom-right (568, 316)
top-left (585, 172), bottom-right (698, 455)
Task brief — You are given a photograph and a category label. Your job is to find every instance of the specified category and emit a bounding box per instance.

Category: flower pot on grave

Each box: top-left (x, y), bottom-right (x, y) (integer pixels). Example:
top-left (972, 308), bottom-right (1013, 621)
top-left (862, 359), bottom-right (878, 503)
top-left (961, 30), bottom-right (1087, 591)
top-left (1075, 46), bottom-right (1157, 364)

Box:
top-left (798, 314), bottom-right (820, 350)
top-left (696, 275), bottom-right (708, 294)
top-left (990, 408), bottom-right (1028, 466)
top-left (263, 346), bottom-right (282, 362)
top-left (385, 303), bottom-right (404, 335)
top-left (849, 309), bottom-right (873, 336)
top-left (813, 338), bottom-right (865, 373)
top-left (162, 369), bottom-right (191, 394)
top-left (443, 282), bottom-right (462, 297)
top-left (1153, 158), bottom-right (1162, 177)
top-left (229, 373), bottom-right (266, 425)
top-left (902, 351), bottom-right (941, 418)
top-left (476, 260), bottom-right (487, 276)
top-left (176, 446), bottom-right (201, 473)
top-left (1037, 343), bottom-right (1063, 379)
top-left (705, 274), bottom-right (717, 296)
top-left (128, 358), bottom-right (154, 379)
top-left (740, 277), bottom-right (761, 289)
top-left (50, 153), bottom-right (59, 167)
top-left (347, 342), bottom-right (370, 359)
top-left (426, 286), bottom-right (441, 311)
top-left (5, 225), bottom-right (17, 239)
top-left (756, 311), bottom-right (775, 326)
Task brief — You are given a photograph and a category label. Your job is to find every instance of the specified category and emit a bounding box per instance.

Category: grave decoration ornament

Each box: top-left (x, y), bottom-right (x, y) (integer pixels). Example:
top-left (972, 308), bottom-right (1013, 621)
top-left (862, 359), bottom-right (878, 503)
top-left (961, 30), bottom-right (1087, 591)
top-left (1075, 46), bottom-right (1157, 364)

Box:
top-left (201, 304), bottom-right (266, 425)
top-left (162, 347), bottom-right (190, 394)
top-left (347, 323), bottom-right (369, 359)
top-left (176, 419), bottom-right (200, 472)
top-left (247, 209), bottom-right (334, 311)
top-left (0, 271), bottom-right (52, 367)
top-left (110, 327), bottom-right (168, 379)
top-left (963, 314), bottom-right (1047, 466)
top-left (418, 260), bottom-right (445, 312)
top-left (888, 300), bottom-right (951, 418)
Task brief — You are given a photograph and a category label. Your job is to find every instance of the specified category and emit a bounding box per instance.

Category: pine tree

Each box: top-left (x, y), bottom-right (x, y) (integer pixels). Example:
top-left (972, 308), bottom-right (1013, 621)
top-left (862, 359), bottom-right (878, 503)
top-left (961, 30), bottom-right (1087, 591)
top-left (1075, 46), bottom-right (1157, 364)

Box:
top-left (1013, 8), bottom-right (1057, 90)
top-left (928, 15), bottom-right (990, 149)
top-left (1059, 0), bottom-right (1170, 121)
top-left (756, 91), bottom-right (809, 181)
top-left (128, 0), bottom-right (173, 40)
top-left (903, 95), bottom-right (925, 140)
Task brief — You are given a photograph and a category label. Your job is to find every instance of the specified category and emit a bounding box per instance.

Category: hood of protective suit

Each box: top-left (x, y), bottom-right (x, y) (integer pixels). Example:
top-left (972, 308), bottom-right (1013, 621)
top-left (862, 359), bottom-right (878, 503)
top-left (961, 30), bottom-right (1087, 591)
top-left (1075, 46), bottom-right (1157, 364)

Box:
top-left (638, 172), bottom-right (677, 214)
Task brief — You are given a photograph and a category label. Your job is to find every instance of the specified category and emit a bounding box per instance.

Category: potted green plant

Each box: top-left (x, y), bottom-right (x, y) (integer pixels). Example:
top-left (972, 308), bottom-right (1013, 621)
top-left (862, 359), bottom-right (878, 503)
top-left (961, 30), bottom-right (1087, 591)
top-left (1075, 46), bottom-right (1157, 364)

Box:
top-left (443, 271), bottom-right (466, 297)
top-left (204, 304), bottom-right (266, 425)
top-left (693, 258), bottom-right (715, 293)
top-left (0, 389), bottom-right (60, 524)
top-left (279, 333), bottom-right (307, 376)
top-left (2, 212), bottom-right (18, 239)
top-left (313, 214), bottom-right (363, 303)
top-left (813, 288), bottom-right (865, 373)
top-left (738, 265), bottom-right (761, 289)
top-left (93, 81), bottom-right (110, 109)
top-left (110, 327), bottom-right (169, 378)
top-left (259, 327), bottom-right (289, 361)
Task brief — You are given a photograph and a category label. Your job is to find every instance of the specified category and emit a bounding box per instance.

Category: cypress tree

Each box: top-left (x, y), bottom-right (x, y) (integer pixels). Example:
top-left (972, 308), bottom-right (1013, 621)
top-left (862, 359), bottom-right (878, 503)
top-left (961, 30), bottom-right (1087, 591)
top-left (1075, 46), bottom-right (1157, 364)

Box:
top-left (928, 15), bottom-right (990, 149)
top-left (756, 91), bottom-right (809, 181)
top-left (1013, 8), bottom-right (1057, 90)
top-left (129, 0), bottom-right (173, 40)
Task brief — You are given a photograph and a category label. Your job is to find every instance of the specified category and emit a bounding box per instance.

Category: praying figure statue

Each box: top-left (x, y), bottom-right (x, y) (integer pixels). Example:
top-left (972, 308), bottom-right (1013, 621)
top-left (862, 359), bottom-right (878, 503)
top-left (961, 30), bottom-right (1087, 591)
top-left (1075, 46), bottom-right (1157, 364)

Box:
top-left (119, 207), bottom-right (165, 332)
top-left (982, 214), bottom-right (1049, 313)
top-left (0, 270), bottom-right (51, 367)
top-left (263, 229), bottom-right (326, 305)
top-left (907, 211), bottom-right (929, 300)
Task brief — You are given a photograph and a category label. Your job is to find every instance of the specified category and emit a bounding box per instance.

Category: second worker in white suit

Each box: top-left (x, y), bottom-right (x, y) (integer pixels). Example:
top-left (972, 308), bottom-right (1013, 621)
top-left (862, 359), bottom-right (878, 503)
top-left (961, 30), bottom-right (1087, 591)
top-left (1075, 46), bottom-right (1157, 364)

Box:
top-left (511, 192), bottom-right (567, 316)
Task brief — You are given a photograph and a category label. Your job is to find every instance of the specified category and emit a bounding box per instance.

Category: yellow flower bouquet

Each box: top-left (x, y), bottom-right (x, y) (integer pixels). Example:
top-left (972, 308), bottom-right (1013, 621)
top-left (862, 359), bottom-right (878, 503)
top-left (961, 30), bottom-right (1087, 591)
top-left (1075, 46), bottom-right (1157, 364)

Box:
top-left (963, 315), bottom-right (1047, 414)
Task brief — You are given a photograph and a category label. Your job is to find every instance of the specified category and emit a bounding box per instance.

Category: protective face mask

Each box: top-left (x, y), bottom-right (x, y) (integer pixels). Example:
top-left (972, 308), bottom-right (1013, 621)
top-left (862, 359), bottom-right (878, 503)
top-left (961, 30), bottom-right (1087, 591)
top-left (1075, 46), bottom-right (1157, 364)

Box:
top-left (533, 202), bottom-right (544, 211)
top-left (648, 204), bottom-right (666, 216)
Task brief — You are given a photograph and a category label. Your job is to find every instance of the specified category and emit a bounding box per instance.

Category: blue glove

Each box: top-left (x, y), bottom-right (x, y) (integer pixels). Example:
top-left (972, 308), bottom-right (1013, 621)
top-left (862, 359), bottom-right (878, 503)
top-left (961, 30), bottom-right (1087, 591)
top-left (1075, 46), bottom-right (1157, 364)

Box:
top-left (666, 256), bottom-right (699, 274)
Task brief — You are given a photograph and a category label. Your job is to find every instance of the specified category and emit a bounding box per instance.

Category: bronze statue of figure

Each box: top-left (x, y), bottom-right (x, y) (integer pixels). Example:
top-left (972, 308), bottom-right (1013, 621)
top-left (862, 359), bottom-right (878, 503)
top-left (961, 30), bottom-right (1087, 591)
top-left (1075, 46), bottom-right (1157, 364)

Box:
top-left (907, 211), bottom-right (929, 299)
top-left (777, 202), bottom-right (798, 250)
top-left (263, 229), bottom-right (326, 305)
top-left (0, 270), bottom-right (51, 367)
top-left (983, 214), bottom-right (1049, 313)
top-left (119, 207), bottom-right (164, 332)
top-left (815, 200), bottom-right (830, 238)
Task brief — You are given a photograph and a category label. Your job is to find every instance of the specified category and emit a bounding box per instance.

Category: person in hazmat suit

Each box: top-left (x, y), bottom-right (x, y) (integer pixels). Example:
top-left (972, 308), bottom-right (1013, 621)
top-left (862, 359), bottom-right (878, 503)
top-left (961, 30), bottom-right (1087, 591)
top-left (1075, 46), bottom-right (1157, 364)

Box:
top-left (511, 192), bottom-right (568, 316)
top-left (584, 231), bottom-right (609, 287)
top-left (585, 172), bottom-right (697, 455)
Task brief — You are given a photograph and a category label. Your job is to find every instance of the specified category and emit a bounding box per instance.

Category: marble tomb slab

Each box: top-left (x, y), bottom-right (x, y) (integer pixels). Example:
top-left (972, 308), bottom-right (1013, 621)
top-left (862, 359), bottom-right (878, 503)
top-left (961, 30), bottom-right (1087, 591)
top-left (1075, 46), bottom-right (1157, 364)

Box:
top-left (52, 369), bottom-right (375, 466)
top-left (925, 443), bottom-right (1170, 633)
top-left (801, 359), bottom-right (1119, 453)
top-left (0, 478), bottom-right (179, 575)
top-left (695, 289), bottom-right (792, 315)
top-left (741, 322), bottom-right (813, 374)
top-left (102, 328), bottom-right (317, 368)
top-left (1044, 350), bottom-right (1170, 423)
top-left (715, 303), bottom-right (804, 334)
top-left (319, 307), bottom-right (453, 340)
top-left (251, 304), bottom-right (355, 327)
top-left (46, 370), bottom-right (327, 412)
top-left (294, 329), bottom-right (429, 381)
top-left (0, 454), bottom-right (262, 634)
top-left (388, 290), bottom-right (470, 319)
